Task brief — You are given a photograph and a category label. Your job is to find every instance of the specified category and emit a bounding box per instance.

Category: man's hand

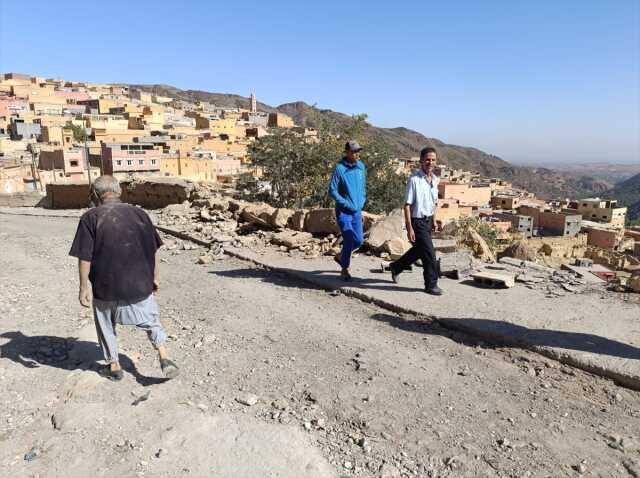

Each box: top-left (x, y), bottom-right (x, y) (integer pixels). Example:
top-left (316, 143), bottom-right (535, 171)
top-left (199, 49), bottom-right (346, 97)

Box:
top-left (153, 279), bottom-right (160, 294)
top-left (407, 227), bottom-right (416, 243)
top-left (432, 220), bottom-right (440, 233)
top-left (79, 286), bottom-right (91, 307)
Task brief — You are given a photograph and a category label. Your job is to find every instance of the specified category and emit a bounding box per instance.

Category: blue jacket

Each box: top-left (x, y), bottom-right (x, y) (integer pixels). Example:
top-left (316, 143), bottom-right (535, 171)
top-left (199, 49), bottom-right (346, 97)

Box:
top-left (329, 158), bottom-right (366, 213)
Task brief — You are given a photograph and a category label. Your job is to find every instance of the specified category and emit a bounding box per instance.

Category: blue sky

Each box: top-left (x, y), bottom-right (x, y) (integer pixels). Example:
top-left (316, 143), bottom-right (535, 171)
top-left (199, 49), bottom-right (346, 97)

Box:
top-left (1, 0), bottom-right (638, 165)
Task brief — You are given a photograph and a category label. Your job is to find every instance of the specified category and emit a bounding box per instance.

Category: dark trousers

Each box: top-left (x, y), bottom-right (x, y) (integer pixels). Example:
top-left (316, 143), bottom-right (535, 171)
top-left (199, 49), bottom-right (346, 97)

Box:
top-left (391, 217), bottom-right (438, 289)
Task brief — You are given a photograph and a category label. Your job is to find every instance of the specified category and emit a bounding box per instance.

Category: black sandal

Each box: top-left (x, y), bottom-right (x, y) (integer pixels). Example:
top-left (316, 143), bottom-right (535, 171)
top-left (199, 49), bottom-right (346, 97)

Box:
top-left (160, 359), bottom-right (179, 379)
top-left (98, 365), bottom-right (124, 381)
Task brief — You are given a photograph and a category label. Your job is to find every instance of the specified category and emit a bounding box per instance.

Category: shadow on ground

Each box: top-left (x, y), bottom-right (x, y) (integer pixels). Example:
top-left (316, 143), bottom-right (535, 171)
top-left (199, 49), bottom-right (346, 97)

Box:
top-left (212, 267), bottom-right (422, 293)
top-left (0, 331), bottom-right (168, 386)
top-left (370, 313), bottom-right (640, 360)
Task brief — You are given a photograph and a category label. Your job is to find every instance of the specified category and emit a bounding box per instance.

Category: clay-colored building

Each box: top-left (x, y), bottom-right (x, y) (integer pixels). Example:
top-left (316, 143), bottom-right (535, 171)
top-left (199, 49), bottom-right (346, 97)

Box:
top-left (438, 181), bottom-right (492, 207)
top-left (101, 143), bottom-right (161, 178)
top-left (491, 195), bottom-right (520, 210)
top-left (570, 198), bottom-right (627, 227)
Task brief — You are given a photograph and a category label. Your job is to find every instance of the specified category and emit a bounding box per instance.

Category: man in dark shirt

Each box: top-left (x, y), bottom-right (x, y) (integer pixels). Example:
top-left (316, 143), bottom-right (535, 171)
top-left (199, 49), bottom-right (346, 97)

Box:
top-left (69, 175), bottom-right (178, 381)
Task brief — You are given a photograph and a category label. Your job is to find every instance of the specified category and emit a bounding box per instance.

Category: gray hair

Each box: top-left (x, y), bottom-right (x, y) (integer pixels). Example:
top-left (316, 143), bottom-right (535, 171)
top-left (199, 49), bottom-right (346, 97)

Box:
top-left (91, 175), bottom-right (121, 198)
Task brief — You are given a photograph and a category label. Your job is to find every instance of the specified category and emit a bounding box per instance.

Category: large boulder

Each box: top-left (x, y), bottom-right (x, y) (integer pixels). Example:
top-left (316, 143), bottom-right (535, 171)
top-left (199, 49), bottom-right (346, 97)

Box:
top-left (366, 209), bottom-right (405, 251)
top-left (362, 211), bottom-right (383, 231)
top-left (629, 274), bottom-right (640, 293)
top-left (304, 209), bottom-right (340, 235)
top-left (463, 228), bottom-right (496, 263)
top-left (289, 210), bottom-right (307, 231)
top-left (271, 230), bottom-right (314, 249)
top-left (500, 240), bottom-right (537, 262)
top-left (269, 208), bottom-right (295, 229)
top-left (383, 237), bottom-right (411, 260)
top-left (241, 203), bottom-right (276, 228)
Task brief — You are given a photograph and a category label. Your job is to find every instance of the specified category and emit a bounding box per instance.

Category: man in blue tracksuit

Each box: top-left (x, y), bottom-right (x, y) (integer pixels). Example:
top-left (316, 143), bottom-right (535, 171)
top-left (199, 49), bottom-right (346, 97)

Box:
top-left (328, 141), bottom-right (366, 281)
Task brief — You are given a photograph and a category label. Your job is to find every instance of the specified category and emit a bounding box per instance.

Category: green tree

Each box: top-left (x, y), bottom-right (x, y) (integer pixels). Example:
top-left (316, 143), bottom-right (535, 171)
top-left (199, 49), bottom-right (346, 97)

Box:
top-left (64, 121), bottom-right (87, 142)
top-left (246, 113), bottom-right (407, 214)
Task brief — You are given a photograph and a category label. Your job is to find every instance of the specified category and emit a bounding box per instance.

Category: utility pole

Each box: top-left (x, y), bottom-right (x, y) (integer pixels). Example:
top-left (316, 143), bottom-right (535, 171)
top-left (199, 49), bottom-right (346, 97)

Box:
top-left (84, 124), bottom-right (92, 186)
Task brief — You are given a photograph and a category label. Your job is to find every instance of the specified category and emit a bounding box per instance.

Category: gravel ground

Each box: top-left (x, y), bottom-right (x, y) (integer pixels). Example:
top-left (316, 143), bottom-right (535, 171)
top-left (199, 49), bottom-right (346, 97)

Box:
top-left (1, 213), bottom-right (639, 478)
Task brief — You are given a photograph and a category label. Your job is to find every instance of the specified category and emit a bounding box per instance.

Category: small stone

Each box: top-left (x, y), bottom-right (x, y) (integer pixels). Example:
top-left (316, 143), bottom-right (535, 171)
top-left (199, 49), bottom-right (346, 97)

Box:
top-left (236, 393), bottom-right (259, 406)
top-left (530, 412), bottom-right (537, 418)
top-left (615, 393), bottom-right (623, 402)
top-left (197, 255), bottom-right (212, 265)
top-left (24, 447), bottom-right (38, 461)
top-left (343, 461), bottom-right (353, 470)
top-left (313, 418), bottom-right (326, 429)
top-left (303, 422), bottom-right (312, 431)
top-left (497, 438), bottom-right (510, 447)
top-left (572, 463), bottom-right (586, 474)
top-left (196, 403), bottom-right (208, 411)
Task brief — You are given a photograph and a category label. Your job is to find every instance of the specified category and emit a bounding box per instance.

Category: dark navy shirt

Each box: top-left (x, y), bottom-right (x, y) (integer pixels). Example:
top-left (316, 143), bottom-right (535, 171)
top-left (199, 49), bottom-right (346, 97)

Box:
top-left (69, 200), bottom-right (162, 301)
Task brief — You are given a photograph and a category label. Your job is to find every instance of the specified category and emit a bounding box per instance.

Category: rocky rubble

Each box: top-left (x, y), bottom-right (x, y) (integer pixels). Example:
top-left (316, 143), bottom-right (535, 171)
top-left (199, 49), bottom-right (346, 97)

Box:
top-left (153, 187), bottom-right (510, 270)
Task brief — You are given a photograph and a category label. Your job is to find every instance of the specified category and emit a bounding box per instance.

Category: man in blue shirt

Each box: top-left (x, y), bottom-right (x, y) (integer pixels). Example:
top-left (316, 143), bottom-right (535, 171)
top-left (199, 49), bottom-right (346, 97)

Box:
top-left (389, 147), bottom-right (443, 295)
top-left (329, 141), bottom-right (367, 281)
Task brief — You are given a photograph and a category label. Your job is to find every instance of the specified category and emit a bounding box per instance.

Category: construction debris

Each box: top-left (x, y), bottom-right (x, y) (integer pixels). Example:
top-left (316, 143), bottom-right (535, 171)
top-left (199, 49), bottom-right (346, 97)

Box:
top-left (471, 271), bottom-right (516, 288)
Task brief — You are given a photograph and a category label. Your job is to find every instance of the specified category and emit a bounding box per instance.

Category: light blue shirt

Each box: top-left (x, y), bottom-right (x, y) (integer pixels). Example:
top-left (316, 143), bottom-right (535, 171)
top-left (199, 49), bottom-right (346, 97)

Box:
top-left (404, 171), bottom-right (439, 218)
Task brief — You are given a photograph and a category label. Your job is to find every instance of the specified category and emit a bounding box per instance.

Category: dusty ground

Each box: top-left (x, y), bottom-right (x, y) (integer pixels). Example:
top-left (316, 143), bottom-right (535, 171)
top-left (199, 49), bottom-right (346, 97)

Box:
top-left (1, 213), bottom-right (639, 478)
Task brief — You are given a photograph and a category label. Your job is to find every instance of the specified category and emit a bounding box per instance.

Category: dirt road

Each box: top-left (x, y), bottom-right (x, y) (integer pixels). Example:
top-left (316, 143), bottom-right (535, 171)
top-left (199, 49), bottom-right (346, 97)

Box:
top-left (1, 213), bottom-right (639, 477)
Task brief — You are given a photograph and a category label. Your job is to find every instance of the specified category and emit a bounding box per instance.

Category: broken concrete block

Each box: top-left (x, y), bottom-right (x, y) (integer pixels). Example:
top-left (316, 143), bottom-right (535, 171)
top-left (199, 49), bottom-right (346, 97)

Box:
top-left (383, 237), bottom-right (411, 260)
top-left (271, 230), bottom-right (313, 249)
top-left (304, 209), bottom-right (340, 235)
top-left (366, 209), bottom-right (404, 251)
top-left (288, 210), bottom-right (307, 231)
top-left (438, 251), bottom-right (473, 279)
top-left (361, 211), bottom-right (383, 231)
top-left (241, 203), bottom-right (276, 228)
top-left (471, 271), bottom-right (515, 288)
top-left (269, 208), bottom-right (295, 229)
top-left (499, 257), bottom-right (555, 274)
top-left (433, 239), bottom-right (457, 253)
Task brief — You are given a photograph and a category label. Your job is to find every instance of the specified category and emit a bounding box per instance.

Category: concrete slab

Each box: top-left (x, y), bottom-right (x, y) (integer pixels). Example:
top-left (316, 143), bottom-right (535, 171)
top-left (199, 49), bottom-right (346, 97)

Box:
top-left (471, 271), bottom-right (516, 288)
top-left (561, 264), bottom-right (608, 284)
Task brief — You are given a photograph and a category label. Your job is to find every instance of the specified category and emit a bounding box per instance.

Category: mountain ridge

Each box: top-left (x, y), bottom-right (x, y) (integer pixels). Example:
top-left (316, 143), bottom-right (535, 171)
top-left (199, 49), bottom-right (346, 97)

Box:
top-left (131, 84), bottom-right (615, 200)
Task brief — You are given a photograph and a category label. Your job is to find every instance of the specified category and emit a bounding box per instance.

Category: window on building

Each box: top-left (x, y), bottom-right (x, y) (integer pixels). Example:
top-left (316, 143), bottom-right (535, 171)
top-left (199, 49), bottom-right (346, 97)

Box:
top-left (70, 160), bottom-right (78, 167)
top-left (116, 160), bottom-right (122, 166)
top-left (151, 159), bottom-right (157, 165)
top-left (138, 160), bottom-right (144, 165)
top-left (127, 160), bottom-right (132, 166)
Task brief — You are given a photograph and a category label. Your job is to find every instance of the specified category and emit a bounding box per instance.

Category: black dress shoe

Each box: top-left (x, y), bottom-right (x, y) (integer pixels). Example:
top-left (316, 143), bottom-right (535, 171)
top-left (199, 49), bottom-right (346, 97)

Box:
top-left (425, 286), bottom-right (443, 296)
top-left (390, 267), bottom-right (400, 284)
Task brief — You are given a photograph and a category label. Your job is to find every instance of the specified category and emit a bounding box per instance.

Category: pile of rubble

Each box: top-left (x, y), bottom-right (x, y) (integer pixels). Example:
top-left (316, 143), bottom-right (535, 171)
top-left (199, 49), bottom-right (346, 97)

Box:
top-left (151, 190), bottom-right (502, 268)
top-left (151, 187), bottom-right (638, 296)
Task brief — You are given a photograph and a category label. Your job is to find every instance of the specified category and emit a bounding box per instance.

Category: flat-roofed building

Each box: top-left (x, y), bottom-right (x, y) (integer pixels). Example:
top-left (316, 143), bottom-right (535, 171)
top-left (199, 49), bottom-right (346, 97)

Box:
top-left (101, 143), bottom-right (161, 178)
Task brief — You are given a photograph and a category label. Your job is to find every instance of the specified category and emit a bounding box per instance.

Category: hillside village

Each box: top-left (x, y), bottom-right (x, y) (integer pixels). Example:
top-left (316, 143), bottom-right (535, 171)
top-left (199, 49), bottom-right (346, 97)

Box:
top-left (0, 72), bottom-right (639, 292)
top-left (1, 73), bottom-right (640, 478)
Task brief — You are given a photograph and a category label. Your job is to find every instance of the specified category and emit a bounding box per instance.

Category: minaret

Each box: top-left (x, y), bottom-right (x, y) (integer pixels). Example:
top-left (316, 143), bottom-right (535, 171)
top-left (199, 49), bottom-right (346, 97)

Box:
top-left (250, 92), bottom-right (257, 113)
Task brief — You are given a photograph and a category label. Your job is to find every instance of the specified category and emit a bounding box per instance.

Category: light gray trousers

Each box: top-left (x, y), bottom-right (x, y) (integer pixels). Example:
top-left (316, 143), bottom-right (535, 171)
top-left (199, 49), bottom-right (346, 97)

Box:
top-left (92, 294), bottom-right (167, 364)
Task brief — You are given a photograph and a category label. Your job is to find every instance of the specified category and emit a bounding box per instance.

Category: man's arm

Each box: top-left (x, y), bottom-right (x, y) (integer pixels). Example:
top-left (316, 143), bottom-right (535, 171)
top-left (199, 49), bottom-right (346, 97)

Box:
top-left (153, 253), bottom-right (160, 293)
top-left (328, 168), bottom-right (352, 212)
top-left (404, 177), bottom-right (416, 242)
top-left (404, 203), bottom-right (415, 243)
top-left (78, 259), bottom-right (91, 307)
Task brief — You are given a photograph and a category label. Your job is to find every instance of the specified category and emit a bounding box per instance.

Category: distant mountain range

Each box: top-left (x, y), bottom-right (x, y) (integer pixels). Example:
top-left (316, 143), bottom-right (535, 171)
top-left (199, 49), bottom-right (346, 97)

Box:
top-left (604, 173), bottom-right (640, 221)
top-left (132, 84), bottom-right (634, 201)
